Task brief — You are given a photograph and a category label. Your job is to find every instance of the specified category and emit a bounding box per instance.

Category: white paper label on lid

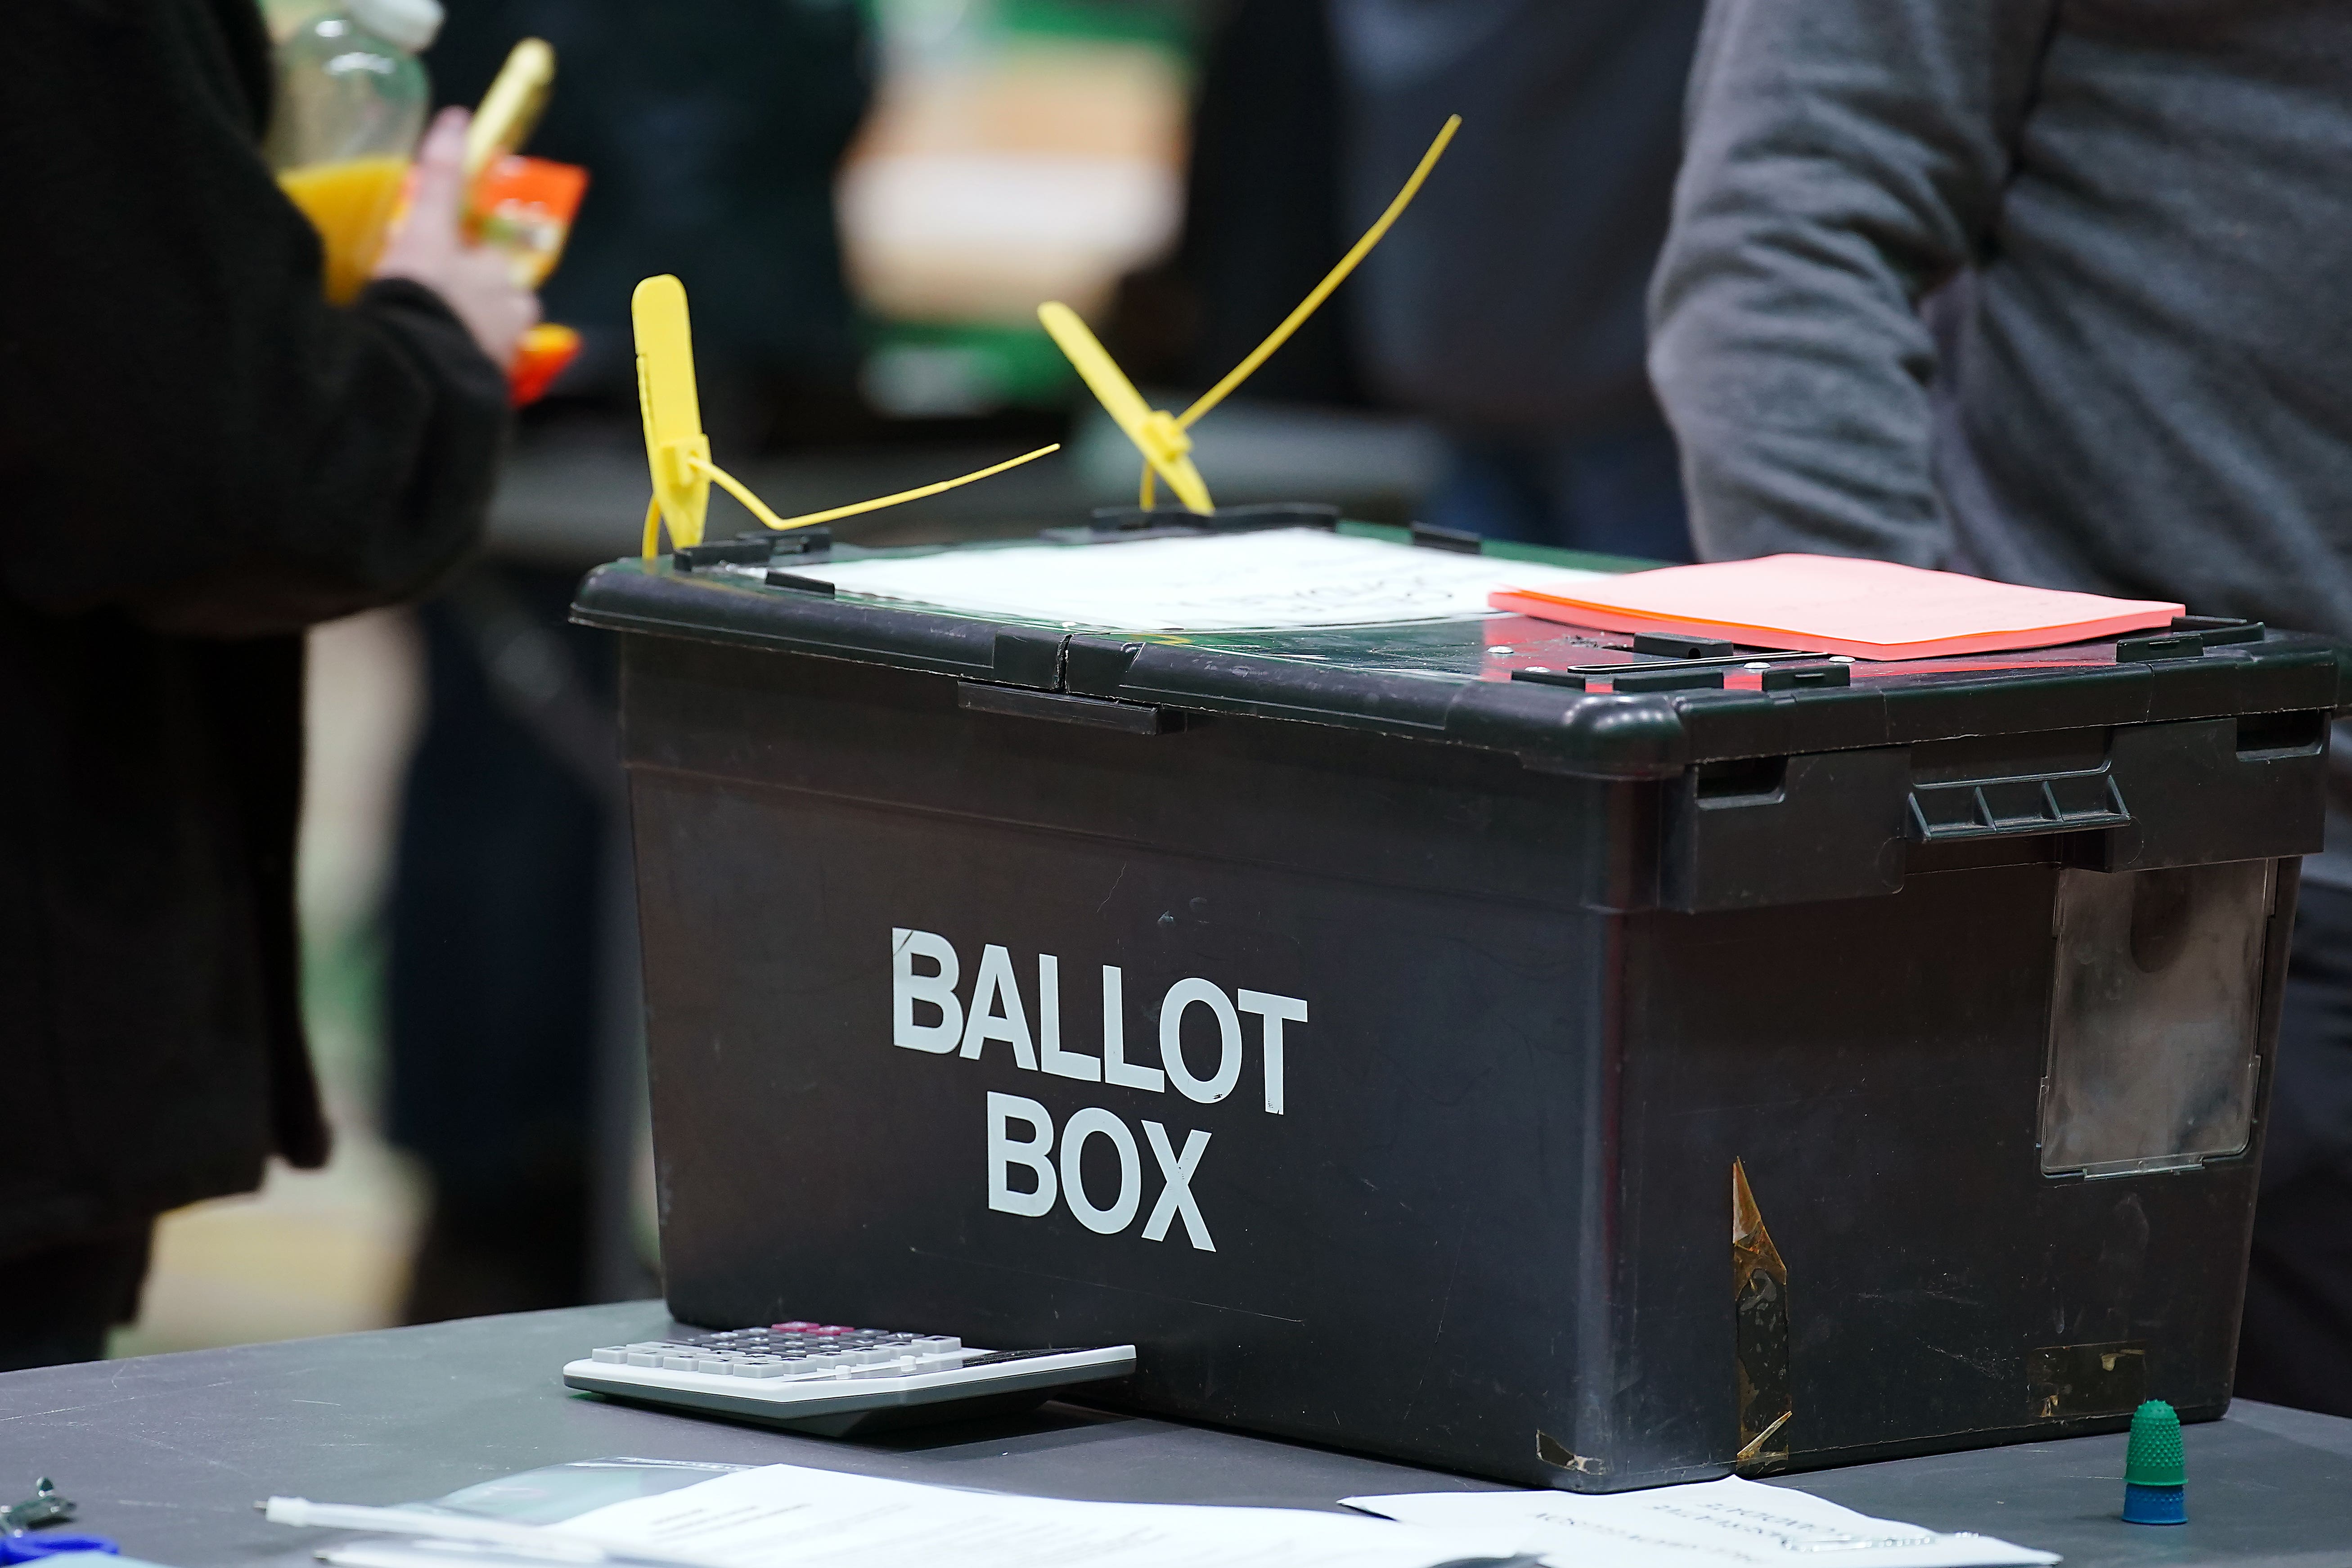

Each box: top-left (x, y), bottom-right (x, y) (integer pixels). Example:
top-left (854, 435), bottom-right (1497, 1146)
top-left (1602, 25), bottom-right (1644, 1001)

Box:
top-left (791, 527), bottom-right (1606, 633)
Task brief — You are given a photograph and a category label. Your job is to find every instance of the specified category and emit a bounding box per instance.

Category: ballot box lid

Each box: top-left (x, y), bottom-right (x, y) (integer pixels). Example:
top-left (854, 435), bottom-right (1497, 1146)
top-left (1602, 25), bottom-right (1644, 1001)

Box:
top-left (572, 517), bottom-right (2348, 782)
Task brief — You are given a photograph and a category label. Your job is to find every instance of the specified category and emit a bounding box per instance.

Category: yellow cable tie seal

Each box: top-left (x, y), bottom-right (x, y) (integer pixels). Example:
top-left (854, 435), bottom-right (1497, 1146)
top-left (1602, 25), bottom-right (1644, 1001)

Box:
top-left (1036, 300), bottom-right (1216, 513)
top-left (686, 445), bottom-right (1061, 536)
top-left (1138, 410), bottom-right (1193, 468)
top-left (658, 434), bottom-right (709, 496)
top-left (632, 272), bottom-right (1059, 556)
top-left (1123, 113), bottom-right (1461, 511)
top-left (634, 275), bottom-right (709, 552)
top-left (1180, 113), bottom-right (1460, 433)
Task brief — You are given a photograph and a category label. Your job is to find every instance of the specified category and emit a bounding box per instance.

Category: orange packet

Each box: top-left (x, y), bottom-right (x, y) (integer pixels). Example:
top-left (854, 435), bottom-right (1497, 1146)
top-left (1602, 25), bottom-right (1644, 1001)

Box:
top-left (469, 158), bottom-right (588, 404)
top-left (469, 155), bottom-right (589, 287)
top-left (509, 322), bottom-right (581, 406)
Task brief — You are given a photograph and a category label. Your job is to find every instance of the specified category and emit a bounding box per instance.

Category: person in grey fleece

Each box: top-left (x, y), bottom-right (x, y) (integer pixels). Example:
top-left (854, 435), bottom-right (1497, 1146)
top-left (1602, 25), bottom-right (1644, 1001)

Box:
top-left (1647, 0), bottom-right (2352, 1415)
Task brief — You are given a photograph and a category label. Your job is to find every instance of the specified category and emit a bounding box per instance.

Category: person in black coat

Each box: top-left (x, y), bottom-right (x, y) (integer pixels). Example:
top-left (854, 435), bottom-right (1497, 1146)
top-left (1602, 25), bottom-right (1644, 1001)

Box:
top-left (379, 0), bottom-right (873, 1324)
top-left (0, 0), bottom-right (534, 1370)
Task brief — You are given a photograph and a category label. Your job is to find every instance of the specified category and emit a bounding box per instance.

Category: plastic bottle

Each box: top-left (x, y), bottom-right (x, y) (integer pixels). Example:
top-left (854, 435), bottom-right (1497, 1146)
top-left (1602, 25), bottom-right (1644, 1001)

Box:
top-left (264, 0), bottom-right (446, 304)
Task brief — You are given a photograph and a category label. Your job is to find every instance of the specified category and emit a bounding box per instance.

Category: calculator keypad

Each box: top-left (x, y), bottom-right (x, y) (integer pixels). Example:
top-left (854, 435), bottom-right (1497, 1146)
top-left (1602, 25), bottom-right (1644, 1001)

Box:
top-left (587, 1322), bottom-right (970, 1380)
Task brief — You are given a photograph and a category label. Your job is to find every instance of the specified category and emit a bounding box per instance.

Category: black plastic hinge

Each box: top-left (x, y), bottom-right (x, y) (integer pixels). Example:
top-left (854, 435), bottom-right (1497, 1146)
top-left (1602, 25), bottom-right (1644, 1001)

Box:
top-left (672, 532), bottom-right (778, 569)
top-left (675, 527), bottom-right (831, 570)
top-left (1762, 665), bottom-right (1852, 691)
top-left (990, 630), bottom-right (1066, 690)
top-left (1510, 667), bottom-right (1725, 694)
top-left (762, 571), bottom-right (835, 595)
top-left (1616, 668), bottom-right (1727, 693)
top-left (1633, 632), bottom-right (1736, 660)
top-left (2171, 615), bottom-right (2264, 647)
top-left (767, 526), bottom-right (833, 556)
top-left (957, 683), bottom-right (1178, 733)
top-left (1408, 521), bottom-right (1484, 553)
top-left (1064, 636), bottom-right (1146, 697)
top-left (2116, 632), bottom-right (2205, 663)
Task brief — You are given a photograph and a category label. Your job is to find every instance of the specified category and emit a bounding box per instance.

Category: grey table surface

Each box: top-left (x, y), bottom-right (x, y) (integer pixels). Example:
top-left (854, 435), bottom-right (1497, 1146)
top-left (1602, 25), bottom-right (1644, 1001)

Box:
top-left (3, 1302), bottom-right (2347, 1567)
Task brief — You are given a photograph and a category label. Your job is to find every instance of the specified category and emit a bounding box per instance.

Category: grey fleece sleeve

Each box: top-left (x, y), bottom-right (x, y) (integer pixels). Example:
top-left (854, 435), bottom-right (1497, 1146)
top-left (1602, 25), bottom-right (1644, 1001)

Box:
top-left (1646, 0), bottom-right (2056, 564)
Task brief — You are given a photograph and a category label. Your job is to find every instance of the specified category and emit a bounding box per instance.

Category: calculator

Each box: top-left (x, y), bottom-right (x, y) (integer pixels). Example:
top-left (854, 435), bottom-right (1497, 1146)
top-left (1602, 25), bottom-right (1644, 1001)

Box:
top-left (562, 1321), bottom-right (1137, 1436)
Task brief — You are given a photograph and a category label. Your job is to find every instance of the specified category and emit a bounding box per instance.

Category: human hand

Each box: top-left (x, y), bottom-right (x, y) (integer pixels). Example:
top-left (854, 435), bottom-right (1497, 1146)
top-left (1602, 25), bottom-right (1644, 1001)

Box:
top-left (372, 107), bottom-right (540, 371)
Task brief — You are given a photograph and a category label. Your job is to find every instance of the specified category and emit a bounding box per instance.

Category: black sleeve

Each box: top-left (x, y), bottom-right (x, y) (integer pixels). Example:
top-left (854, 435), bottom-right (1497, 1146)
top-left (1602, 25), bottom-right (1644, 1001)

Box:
top-left (0, 0), bottom-right (508, 637)
top-left (1645, 0), bottom-right (2056, 565)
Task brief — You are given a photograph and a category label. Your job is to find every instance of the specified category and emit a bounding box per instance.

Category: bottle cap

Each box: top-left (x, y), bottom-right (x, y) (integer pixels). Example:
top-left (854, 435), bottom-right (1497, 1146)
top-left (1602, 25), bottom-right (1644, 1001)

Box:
top-left (2124, 1399), bottom-right (2186, 1487)
top-left (349, 0), bottom-right (444, 53)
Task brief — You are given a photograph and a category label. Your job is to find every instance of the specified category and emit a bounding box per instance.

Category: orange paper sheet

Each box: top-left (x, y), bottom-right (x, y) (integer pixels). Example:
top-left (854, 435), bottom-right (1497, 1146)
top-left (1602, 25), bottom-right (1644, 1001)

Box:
top-left (1490, 554), bottom-right (2183, 660)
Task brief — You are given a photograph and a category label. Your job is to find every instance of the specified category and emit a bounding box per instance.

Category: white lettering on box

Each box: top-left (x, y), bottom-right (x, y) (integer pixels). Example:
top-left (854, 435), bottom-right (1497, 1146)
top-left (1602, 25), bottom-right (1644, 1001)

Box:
top-left (891, 928), bottom-right (962, 1053)
top-left (1141, 1121), bottom-right (1214, 1251)
top-left (960, 943), bottom-right (1038, 1069)
top-left (1100, 965), bottom-right (1165, 1093)
top-left (986, 1092), bottom-right (1057, 1216)
top-left (1058, 1107), bottom-right (1142, 1235)
top-left (980, 1099), bottom-right (1214, 1249)
top-left (1235, 989), bottom-right (1307, 1115)
top-left (1037, 954), bottom-right (1102, 1082)
top-left (1160, 977), bottom-right (1242, 1104)
top-left (902, 929), bottom-right (1307, 1251)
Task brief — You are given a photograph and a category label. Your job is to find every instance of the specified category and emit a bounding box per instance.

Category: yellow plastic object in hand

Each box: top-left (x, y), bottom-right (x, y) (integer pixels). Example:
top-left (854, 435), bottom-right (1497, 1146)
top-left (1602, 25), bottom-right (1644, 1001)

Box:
top-left (634, 274), bottom-right (1062, 557)
top-left (1037, 301), bottom-right (1214, 514)
top-left (464, 38), bottom-right (556, 184)
top-left (634, 274), bottom-right (710, 550)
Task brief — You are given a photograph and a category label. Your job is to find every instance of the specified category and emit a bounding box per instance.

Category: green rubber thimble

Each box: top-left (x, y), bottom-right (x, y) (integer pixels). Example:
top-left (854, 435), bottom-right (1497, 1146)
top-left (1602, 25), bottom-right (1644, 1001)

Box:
top-left (2125, 1400), bottom-right (2186, 1487)
top-left (2122, 1399), bottom-right (2186, 1525)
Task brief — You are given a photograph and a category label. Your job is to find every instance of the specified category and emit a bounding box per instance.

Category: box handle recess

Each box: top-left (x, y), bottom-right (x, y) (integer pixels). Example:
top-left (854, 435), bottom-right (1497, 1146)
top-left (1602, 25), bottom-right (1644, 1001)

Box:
top-left (1906, 767), bottom-right (2130, 843)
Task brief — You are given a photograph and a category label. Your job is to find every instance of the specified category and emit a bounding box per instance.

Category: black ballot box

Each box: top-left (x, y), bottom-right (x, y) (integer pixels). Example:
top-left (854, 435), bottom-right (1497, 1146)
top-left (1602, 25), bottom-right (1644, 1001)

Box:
top-left (574, 515), bottom-right (2344, 1492)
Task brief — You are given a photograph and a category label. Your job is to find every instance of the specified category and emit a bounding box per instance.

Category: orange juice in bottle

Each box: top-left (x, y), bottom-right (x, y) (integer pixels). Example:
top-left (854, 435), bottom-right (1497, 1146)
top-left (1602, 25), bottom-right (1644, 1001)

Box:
top-left (277, 156), bottom-right (413, 303)
top-left (264, 0), bottom-right (444, 302)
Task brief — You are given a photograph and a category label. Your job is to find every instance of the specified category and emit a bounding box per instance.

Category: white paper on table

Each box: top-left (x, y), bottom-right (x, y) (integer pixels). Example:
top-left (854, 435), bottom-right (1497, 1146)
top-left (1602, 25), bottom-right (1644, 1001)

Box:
top-left (1344, 1479), bottom-right (2059, 1568)
top-left (789, 527), bottom-right (1608, 632)
top-left (321, 1550), bottom-right (565, 1568)
top-left (518, 1462), bottom-right (1528, 1568)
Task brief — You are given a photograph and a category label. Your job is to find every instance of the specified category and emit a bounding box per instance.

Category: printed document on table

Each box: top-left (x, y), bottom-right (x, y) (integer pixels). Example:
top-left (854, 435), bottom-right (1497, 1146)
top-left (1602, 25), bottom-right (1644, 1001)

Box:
top-left (796, 527), bottom-right (1607, 631)
top-left (332, 1461), bottom-right (1529, 1568)
top-left (1345, 1479), bottom-right (2058, 1568)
